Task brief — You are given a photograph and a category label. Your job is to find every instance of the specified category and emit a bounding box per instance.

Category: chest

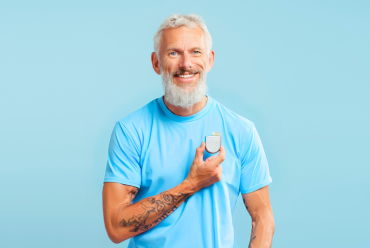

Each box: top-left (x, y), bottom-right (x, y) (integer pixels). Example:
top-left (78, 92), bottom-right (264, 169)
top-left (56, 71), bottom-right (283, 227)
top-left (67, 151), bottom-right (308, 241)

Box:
top-left (138, 120), bottom-right (241, 196)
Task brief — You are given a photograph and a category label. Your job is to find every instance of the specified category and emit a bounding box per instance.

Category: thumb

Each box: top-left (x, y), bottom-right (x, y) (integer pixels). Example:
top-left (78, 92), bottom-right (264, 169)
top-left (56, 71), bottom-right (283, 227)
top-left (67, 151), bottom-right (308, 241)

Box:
top-left (195, 142), bottom-right (206, 160)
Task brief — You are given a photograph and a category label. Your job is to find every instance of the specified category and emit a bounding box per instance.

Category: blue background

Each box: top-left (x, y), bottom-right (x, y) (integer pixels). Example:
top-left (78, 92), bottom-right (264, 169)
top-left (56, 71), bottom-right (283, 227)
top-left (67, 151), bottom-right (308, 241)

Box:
top-left (1, 1), bottom-right (369, 247)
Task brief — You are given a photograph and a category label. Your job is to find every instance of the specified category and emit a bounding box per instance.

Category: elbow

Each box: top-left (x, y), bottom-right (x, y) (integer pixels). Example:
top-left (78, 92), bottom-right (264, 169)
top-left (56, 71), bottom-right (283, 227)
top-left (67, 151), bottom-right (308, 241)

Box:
top-left (106, 227), bottom-right (129, 244)
top-left (108, 232), bottom-right (128, 244)
top-left (109, 235), bottom-right (123, 244)
top-left (104, 216), bottom-right (130, 244)
top-left (111, 238), bottom-right (125, 245)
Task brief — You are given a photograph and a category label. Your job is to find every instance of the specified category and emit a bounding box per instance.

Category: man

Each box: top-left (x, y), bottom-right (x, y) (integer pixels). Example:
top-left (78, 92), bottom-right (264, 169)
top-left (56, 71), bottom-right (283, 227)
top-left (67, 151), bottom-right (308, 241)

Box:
top-left (103, 14), bottom-right (274, 248)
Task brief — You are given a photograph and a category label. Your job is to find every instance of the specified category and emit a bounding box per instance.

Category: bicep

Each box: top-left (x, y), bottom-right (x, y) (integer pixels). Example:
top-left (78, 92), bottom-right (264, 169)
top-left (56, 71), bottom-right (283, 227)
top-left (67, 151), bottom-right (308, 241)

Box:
top-left (242, 185), bottom-right (273, 220)
top-left (239, 124), bottom-right (272, 194)
top-left (103, 183), bottom-right (139, 234)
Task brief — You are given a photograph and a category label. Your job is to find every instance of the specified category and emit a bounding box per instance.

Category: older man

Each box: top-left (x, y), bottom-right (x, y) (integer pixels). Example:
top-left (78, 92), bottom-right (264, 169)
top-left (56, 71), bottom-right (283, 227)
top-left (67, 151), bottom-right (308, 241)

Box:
top-left (103, 14), bottom-right (274, 248)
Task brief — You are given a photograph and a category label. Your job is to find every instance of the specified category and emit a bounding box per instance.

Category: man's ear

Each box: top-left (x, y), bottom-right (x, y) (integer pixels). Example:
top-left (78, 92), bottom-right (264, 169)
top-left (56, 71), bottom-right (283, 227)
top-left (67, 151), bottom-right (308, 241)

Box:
top-left (207, 50), bottom-right (215, 72)
top-left (151, 52), bottom-right (161, 75)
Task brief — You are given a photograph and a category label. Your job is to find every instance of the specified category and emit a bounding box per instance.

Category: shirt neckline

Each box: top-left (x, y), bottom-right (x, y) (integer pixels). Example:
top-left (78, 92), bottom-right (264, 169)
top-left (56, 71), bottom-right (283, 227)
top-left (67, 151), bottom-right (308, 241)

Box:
top-left (157, 95), bottom-right (214, 122)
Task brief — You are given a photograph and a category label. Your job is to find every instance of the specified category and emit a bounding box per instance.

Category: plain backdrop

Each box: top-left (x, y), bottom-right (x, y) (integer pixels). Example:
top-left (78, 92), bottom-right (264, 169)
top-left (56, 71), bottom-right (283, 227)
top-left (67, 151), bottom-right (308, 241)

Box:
top-left (1, 1), bottom-right (369, 247)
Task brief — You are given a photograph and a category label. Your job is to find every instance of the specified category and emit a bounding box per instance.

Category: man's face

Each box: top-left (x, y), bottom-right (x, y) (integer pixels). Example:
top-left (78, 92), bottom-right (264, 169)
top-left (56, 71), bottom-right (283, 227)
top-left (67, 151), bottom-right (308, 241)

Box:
top-left (156, 25), bottom-right (213, 89)
top-left (151, 25), bottom-right (214, 108)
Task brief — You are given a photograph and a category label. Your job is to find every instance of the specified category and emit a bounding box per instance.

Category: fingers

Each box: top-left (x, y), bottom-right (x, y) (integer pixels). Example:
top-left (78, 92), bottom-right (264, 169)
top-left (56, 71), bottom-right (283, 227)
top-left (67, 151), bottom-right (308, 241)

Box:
top-left (205, 155), bottom-right (217, 162)
top-left (216, 165), bottom-right (223, 181)
top-left (213, 145), bottom-right (226, 165)
top-left (195, 142), bottom-right (206, 161)
top-left (196, 143), bottom-right (225, 165)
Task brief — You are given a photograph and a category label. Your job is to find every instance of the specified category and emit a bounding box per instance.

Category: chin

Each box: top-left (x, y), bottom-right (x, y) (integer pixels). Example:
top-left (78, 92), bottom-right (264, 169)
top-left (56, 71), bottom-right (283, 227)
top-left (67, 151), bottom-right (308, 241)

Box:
top-left (161, 68), bottom-right (208, 108)
top-left (173, 78), bottom-right (199, 88)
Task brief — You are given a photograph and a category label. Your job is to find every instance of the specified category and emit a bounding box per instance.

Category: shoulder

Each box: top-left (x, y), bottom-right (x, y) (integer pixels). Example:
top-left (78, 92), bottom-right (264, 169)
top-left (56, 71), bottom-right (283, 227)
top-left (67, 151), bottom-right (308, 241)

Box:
top-left (118, 98), bottom-right (157, 125)
top-left (115, 98), bottom-right (159, 141)
top-left (212, 98), bottom-right (255, 134)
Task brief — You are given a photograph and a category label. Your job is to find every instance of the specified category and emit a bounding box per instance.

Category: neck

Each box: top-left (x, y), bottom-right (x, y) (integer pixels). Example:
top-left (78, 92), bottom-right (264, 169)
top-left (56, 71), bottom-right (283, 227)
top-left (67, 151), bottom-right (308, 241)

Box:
top-left (163, 95), bottom-right (208, 117)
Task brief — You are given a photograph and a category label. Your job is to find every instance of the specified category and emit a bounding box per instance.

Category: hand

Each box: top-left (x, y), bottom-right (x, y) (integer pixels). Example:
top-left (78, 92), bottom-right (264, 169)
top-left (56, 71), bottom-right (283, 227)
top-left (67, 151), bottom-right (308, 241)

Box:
top-left (185, 142), bottom-right (225, 192)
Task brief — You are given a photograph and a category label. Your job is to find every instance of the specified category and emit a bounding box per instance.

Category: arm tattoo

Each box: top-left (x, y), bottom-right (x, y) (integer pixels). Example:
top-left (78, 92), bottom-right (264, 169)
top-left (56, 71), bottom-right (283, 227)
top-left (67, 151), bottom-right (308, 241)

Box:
top-left (248, 235), bottom-right (256, 248)
top-left (119, 192), bottom-right (190, 232)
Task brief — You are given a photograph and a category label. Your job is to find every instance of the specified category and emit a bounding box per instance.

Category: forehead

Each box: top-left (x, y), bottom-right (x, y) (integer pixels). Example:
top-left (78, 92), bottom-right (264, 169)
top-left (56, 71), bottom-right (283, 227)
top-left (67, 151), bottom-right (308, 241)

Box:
top-left (160, 25), bottom-right (206, 51)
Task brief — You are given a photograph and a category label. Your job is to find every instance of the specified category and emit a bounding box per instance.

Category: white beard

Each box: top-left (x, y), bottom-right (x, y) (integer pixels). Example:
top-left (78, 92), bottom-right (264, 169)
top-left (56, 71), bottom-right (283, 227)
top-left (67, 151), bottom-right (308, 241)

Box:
top-left (161, 69), bottom-right (208, 108)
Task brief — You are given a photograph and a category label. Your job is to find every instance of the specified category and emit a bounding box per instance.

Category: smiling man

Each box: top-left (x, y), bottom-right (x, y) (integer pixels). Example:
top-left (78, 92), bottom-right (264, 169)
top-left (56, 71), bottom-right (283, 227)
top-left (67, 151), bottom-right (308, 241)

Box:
top-left (103, 14), bottom-right (274, 248)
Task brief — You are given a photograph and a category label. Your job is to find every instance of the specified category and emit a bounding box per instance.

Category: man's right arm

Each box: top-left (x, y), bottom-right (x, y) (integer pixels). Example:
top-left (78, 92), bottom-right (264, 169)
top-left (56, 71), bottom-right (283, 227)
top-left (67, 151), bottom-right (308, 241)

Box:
top-left (103, 180), bottom-right (194, 243)
top-left (102, 142), bottom-right (225, 244)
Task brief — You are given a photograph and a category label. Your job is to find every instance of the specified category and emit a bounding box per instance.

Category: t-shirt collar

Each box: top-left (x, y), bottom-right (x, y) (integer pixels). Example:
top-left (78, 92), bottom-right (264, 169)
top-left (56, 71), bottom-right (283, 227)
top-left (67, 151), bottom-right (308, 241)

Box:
top-left (157, 95), bottom-right (214, 122)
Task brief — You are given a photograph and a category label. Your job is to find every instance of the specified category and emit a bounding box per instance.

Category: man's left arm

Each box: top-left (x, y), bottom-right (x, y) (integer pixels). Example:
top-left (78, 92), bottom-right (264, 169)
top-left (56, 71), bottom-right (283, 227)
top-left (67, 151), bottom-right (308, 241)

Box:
top-left (242, 185), bottom-right (275, 248)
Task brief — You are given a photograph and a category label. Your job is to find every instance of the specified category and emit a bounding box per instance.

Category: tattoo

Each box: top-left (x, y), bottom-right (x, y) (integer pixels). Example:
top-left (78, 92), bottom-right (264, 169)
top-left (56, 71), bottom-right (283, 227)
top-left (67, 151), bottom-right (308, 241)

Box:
top-left (119, 204), bottom-right (156, 231)
top-left (248, 235), bottom-right (256, 248)
top-left (119, 192), bottom-right (190, 233)
top-left (160, 192), bottom-right (175, 204)
top-left (147, 198), bottom-right (166, 213)
top-left (138, 205), bottom-right (178, 232)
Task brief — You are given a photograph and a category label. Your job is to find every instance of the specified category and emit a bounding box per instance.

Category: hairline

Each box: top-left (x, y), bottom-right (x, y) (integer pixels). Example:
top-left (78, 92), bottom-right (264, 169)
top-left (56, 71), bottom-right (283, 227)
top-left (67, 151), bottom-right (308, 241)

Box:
top-left (159, 27), bottom-right (208, 56)
top-left (153, 14), bottom-right (212, 63)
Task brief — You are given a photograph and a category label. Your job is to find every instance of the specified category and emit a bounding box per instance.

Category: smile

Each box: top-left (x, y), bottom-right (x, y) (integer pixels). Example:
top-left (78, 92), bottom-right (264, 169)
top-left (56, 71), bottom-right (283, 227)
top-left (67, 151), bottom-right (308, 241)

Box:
top-left (175, 73), bottom-right (198, 78)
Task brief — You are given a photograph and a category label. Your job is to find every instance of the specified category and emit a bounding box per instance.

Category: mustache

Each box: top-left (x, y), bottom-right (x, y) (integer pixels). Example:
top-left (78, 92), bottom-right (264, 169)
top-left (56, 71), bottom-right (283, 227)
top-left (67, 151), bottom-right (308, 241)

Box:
top-left (170, 69), bottom-right (203, 76)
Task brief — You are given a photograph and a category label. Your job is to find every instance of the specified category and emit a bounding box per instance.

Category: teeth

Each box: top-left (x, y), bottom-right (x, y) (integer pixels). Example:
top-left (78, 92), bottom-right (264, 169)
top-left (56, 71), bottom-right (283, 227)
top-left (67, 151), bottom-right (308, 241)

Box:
top-left (177, 74), bottom-right (195, 78)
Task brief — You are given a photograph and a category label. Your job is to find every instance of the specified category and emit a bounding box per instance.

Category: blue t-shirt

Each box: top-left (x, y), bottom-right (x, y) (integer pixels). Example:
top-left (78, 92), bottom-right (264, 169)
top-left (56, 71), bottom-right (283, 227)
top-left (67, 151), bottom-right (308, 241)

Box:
top-left (104, 95), bottom-right (272, 248)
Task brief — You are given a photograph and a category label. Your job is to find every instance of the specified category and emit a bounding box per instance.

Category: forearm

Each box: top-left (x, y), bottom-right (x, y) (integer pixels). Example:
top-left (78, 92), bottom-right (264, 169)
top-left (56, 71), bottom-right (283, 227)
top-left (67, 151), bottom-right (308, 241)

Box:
top-left (110, 180), bottom-right (195, 243)
top-left (248, 214), bottom-right (275, 248)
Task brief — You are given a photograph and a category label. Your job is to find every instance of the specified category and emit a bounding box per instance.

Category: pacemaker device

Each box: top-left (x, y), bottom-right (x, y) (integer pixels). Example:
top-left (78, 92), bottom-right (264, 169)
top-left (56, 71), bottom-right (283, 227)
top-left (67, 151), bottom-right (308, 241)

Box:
top-left (205, 132), bottom-right (221, 154)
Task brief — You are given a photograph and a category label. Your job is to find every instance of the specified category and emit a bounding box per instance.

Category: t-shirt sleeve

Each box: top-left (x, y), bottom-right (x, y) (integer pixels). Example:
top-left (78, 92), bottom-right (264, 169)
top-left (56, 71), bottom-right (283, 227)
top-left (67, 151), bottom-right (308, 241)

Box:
top-left (239, 124), bottom-right (272, 194)
top-left (103, 121), bottom-right (141, 188)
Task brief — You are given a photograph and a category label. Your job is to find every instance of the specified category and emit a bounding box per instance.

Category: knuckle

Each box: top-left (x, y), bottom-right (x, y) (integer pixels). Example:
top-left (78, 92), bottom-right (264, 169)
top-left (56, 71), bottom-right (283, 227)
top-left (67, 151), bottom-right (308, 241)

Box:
top-left (212, 171), bottom-right (218, 177)
top-left (216, 172), bottom-right (222, 180)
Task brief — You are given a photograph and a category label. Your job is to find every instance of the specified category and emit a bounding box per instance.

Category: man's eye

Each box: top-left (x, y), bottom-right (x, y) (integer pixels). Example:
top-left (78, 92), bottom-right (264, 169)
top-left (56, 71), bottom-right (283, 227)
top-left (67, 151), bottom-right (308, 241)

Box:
top-left (170, 52), bottom-right (177, 56)
top-left (193, 51), bottom-right (200, 54)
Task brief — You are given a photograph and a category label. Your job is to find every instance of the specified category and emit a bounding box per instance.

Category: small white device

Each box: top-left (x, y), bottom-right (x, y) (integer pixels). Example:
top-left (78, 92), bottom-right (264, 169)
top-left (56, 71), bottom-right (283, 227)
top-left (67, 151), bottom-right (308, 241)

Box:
top-left (205, 132), bottom-right (221, 154)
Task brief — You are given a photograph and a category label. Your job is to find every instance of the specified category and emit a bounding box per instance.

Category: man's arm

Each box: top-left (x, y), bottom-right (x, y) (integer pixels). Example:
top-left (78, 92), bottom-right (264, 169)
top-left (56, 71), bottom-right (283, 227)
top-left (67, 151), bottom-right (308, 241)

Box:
top-left (103, 181), bottom-right (194, 243)
top-left (103, 142), bottom-right (225, 244)
top-left (242, 185), bottom-right (275, 248)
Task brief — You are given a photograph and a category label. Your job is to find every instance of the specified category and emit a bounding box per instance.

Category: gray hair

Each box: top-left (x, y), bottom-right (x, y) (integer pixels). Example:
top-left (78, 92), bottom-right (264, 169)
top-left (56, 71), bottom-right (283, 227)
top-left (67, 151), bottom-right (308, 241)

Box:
top-left (153, 14), bottom-right (213, 58)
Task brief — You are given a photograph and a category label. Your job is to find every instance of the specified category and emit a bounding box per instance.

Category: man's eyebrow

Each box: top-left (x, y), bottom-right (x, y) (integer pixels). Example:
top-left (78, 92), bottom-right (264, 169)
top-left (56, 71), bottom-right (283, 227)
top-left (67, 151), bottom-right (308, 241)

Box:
top-left (165, 47), bottom-right (180, 52)
top-left (190, 47), bottom-right (204, 51)
top-left (165, 46), bottom-right (205, 52)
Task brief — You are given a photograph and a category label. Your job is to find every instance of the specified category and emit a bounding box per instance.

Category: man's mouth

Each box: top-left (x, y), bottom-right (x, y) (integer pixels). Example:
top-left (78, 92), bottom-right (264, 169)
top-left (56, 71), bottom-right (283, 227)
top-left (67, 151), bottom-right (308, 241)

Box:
top-left (175, 73), bottom-right (198, 78)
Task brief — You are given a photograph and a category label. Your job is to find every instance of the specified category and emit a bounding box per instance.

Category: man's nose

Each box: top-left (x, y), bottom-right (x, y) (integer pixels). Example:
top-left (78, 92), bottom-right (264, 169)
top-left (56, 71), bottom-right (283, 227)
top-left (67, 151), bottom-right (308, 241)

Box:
top-left (179, 52), bottom-right (192, 70)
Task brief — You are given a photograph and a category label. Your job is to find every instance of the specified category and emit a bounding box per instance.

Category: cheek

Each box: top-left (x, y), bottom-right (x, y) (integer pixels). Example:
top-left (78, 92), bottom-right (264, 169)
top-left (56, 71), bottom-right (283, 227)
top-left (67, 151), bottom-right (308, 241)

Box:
top-left (194, 57), bottom-right (208, 69)
top-left (162, 59), bottom-right (179, 72)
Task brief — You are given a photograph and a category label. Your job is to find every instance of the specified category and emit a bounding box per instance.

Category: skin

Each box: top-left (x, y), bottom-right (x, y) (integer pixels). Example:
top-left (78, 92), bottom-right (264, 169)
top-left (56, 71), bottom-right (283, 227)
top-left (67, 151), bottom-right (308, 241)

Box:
top-left (151, 25), bottom-right (215, 117)
top-left (243, 186), bottom-right (275, 248)
top-left (103, 142), bottom-right (225, 243)
top-left (103, 25), bottom-right (274, 247)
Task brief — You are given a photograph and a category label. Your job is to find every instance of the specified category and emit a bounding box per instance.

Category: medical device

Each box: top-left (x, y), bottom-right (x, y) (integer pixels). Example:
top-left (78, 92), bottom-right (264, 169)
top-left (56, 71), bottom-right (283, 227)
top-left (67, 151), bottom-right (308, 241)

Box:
top-left (205, 132), bottom-right (221, 154)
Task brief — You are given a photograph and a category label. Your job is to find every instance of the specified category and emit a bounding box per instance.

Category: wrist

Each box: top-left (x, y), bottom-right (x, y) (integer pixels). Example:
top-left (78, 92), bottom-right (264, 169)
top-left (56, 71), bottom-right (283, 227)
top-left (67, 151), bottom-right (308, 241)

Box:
top-left (180, 179), bottom-right (197, 195)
